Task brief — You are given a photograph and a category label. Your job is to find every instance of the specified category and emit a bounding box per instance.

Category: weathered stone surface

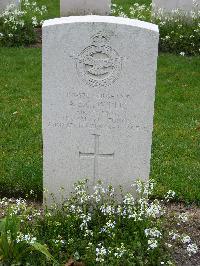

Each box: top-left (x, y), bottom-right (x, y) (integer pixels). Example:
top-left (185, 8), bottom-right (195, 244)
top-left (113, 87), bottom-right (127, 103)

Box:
top-left (42, 16), bottom-right (159, 203)
top-left (60, 0), bottom-right (111, 16)
top-left (0, 0), bottom-right (19, 13)
top-left (152, 0), bottom-right (200, 16)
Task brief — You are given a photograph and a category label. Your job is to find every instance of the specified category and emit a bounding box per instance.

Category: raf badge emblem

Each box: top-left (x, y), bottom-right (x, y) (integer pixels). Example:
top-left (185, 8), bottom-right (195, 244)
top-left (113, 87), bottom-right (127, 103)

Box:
top-left (73, 32), bottom-right (122, 87)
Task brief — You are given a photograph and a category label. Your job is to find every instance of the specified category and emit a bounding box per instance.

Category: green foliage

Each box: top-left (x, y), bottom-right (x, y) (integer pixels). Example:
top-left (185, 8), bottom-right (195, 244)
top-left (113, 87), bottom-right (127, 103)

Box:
top-left (153, 14), bottom-right (200, 56)
top-left (0, 180), bottom-right (198, 264)
top-left (0, 0), bottom-right (47, 47)
top-left (0, 200), bottom-right (56, 264)
top-left (112, 2), bottom-right (200, 55)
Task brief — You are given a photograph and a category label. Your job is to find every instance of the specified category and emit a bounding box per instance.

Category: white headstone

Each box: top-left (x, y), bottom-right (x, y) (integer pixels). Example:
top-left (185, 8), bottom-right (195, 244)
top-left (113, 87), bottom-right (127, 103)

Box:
top-left (152, 0), bottom-right (200, 16)
top-left (42, 16), bottom-right (159, 203)
top-left (0, 0), bottom-right (20, 13)
top-left (60, 0), bottom-right (111, 16)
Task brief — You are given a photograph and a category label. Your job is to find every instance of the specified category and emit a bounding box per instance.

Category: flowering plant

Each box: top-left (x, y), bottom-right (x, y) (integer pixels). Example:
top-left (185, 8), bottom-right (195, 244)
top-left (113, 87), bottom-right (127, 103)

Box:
top-left (112, 2), bottom-right (200, 56)
top-left (0, 198), bottom-right (56, 264)
top-left (0, 0), bottom-right (47, 46)
top-left (1, 179), bottom-right (198, 264)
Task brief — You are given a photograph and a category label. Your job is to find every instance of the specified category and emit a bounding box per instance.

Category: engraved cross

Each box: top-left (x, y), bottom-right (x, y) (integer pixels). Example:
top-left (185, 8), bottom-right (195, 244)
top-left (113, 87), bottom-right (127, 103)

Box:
top-left (79, 134), bottom-right (114, 183)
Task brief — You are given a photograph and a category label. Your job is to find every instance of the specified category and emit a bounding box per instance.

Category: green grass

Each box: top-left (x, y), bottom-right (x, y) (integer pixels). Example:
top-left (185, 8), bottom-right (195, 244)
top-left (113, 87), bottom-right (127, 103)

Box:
top-left (151, 55), bottom-right (200, 203)
top-left (0, 48), bottom-right (42, 199)
top-left (0, 48), bottom-right (199, 203)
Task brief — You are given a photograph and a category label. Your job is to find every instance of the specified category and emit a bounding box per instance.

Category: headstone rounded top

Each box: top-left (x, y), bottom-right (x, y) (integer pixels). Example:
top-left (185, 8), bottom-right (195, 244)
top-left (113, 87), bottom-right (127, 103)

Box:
top-left (42, 13), bottom-right (159, 205)
top-left (42, 15), bottom-right (159, 33)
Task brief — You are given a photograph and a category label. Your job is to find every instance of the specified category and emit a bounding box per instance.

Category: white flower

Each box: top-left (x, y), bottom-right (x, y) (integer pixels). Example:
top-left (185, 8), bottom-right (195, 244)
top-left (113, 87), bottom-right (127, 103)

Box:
top-left (80, 213), bottom-right (91, 230)
top-left (182, 235), bottom-right (191, 244)
top-left (123, 193), bottom-right (135, 205)
top-left (166, 243), bottom-right (172, 248)
top-left (41, 5), bottom-right (47, 12)
top-left (180, 52), bottom-right (185, 56)
top-left (16, 232), bottom-right (37, 244)
top-left (100, 220), bottom-right (116, 234)
top-left (164, 190), bottom-right (176, 202)
top-left (114, 243), bottom-right (126, 258)
top-left (146, 200), bottom-right (164, 218)
top-left (148, 239), bottom-right (158, 250)
top-left (84, 229), bottom-right (93, 237)
top-left (145, 228), bottom-right (162, 238)
top-left (116, 205), bottom-right (122, 215)
top-left (178, 213), bottom-right (188, 223)
top-left (96, 244), bottom-right (107, 262)
top-left (169, 231), bottom-right (180, 240)
top-left (100, 204), bottom-right (115, 216)
top-left (187, 243), bottom-right (198, 256)
top-left (32, 16), bottom-right (38, 26)
top-left (135, 180), bottom-right (143, 193)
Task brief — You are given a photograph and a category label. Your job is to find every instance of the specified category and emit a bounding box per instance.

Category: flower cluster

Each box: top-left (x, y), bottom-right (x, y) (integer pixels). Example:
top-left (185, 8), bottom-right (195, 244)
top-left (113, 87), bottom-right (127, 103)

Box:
top-left (168, 230), bottom-right (198, 257)
top-left (111, 2), bottom-right (200, 55)
top-left (164, 190), bottom-right (176, 202)
top-left (145, 228), bottom-right (162, 250)
top-left (187, 243), bottom-right (198, 257)
top-left (16, 232), bottom-right (37, 244)
top-left (0, 179), bottom-right (198, 264)
top-left (0, 0), bottom-right (47, 46)
top-left (55, 179), bottom-right (198, 264)
top-left (96, 243), bottom-right (107, 262)
top-left (0, 198), bottom-right (54, 264)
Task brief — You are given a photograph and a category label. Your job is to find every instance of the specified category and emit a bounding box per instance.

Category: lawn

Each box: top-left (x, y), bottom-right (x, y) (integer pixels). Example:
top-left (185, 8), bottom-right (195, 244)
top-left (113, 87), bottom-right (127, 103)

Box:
top-left (0, 0), bottom-right (200, 203)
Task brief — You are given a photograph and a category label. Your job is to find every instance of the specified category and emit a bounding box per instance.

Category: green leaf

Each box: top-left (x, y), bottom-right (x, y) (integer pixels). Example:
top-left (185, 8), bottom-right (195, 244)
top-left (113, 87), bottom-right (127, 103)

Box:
top-left (0, 218), bottom-right (6, 233)
top-left (31, 242), bottom-right (58, 263)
